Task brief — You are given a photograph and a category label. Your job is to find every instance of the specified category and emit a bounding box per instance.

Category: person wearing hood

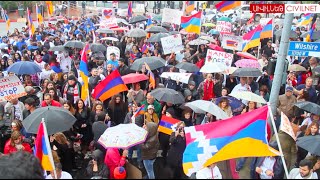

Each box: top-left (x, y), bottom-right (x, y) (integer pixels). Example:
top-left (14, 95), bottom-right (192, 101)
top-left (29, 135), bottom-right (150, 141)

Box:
top-left (141, 122), bottom-right (160, 179)
top-left (184, 80), bottom-right (199, 101)
top-left (86, 149), bottom-right (109, 179)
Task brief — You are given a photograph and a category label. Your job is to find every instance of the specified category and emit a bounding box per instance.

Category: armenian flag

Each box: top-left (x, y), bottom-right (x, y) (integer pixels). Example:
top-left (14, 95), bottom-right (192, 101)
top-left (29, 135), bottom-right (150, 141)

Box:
top-left (141, 44), bottom-right (149, 54)
top-left (93, 69), bottom-right (128, 102)
top-left (144, 62), bottom-right (155, 89)
top-left (4, 13), bottom-right (10, 32)
top-left (185, 1), bottom-right (195, 13)
top-left (128, 1), bottom-right (133, 18)
top-left (305, 14), bottom-right (317, 42)
top-left (27, 7), bottom-right (35, 37)
top-left (215, 1), bottom-right (241, 12)
top-left (226, 40), bottom-right (237, 47)
top-left (46, 1), bottom-right (54, 17)
top-left (34, 120), bottom-right (55, 171)
top-left (158, 115), bottom-right (181, 135)
top-left (260, 19), bottom-right (273, 39)
top-left (80, 43), bottom-right (90, 101)
top-left (134, 105), bottom-right (145, 117)
top-left (181, 11), bottom-right (202, 35)
top-left (36, 4), bottom-right (43, 25)
top-left (182, 106), bottom-right (280, 176)
top-left (242, 25), bottom-right (262, 52)
top-left (50, 62), bottom-right (62, 73)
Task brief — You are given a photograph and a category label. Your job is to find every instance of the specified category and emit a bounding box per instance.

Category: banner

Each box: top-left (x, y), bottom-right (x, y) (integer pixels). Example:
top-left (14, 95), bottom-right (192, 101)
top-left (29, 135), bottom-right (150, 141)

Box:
top-left (160, 72), bottom-right (192, 84)
top-left (162, 8), bottom-right (183, 25)
top-left (107, 46), bottom-right (120, 60)
top-left (280, 112), bottom-right (298, 141)
top-left (216, 21), bottom-right (232, 34)
top-left (0, 76), bottom-right (27, 102)
top-left (221, 34), bottom-right (243, 51)
top-left (205, 49), bottom-right (233, 67)
top-left (160, 34), bottom-right (184, 55)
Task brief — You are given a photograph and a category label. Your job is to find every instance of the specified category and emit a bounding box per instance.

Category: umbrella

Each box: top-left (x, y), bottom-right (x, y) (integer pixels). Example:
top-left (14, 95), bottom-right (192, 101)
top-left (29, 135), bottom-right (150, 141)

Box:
top-left (49, 45), bottom-right (67, 52)
top-left (209, 29), bottom-right (220, 35)
top-left (146, 26), bottom-right (168, 33)
top-left (274, 29), bottom-right (298, 38)
top-left (90, 43), bottom-right (107, 52)
top-left (236, 52), bottom-right (258, 60)
top-left (130, 56), bottom-right (166, 71)
top-left (207, 44), bottom-right (224, 51)
top-left (93, 51), bottom-right (105, 60)
top-left (127, 28), bottom-right (147, 38)
top-left (185, 100), bottom-right (229, 120)
top-left (202, 23), bottom-right (216, 27)
top-left (296, 135), bottom-right (320, 156)
top-left (294, 101), bottom-right (320, 116)
top-left (229, 91), bottom-right (267, 104)
top-left (169, 31), bottom-right (180, 35)
top-left (300, 30), bottom-right (320, 39)
top-left (224, 67), bottom-right (239, 75)
top-left (121, 73), bottom-right (149, 84)
top-left (175, 62), bottom-right (200, 72)
top-left (150, 88), bottom-right (185, 104)
top-left (147, 33), bottom-right (170, 43)
top-left (235, 59), bottom-right (261, 68)
top-left (116, 18), bottom-right (129, 25)
top-left (199, 36), bottom-right (216, 43)
top-left (129, 15), bottom-right (148, 24)
top-left (100, 37), bottom-right (119, 41)
top-left (22, 106), bottom-right (77, 135)
top-left (152, 14), bottom-right (162, 21)
top-left (188, 39), bottom-right (209, 46)
top-left (212, 96), bottom-right (245, 113)
top-left (200, 62), bottom-right (228, 73)
top-left (288, 64), bottom-right (307, 72)
top-left (232, 67), bottom-right (262, 77)
top-left (64, 40), bottom-right (85, 49)
top-left (7, 61), bottom-right (42, 75)
top-left (217, 16), bottom-right (232, 22)
top-left (98, 123), bottom-right (148, 149)
top-left (96, 28), bottom-right (115, 34)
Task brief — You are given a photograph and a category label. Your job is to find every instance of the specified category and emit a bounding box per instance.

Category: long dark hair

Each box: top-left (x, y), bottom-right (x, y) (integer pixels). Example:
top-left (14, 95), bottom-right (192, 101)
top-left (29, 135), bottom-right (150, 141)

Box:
top-left (108, 94), bottom-right (126, 112)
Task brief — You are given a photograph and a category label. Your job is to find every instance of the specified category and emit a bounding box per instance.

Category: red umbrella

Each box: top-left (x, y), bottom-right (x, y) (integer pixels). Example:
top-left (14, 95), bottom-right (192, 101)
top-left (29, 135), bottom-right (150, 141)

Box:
top-left (236, 52), bottom-right (257, 60)
top-left (121, 73), bottom-right (149, 84)
top-left (207, 44), bottom-right (224, 52)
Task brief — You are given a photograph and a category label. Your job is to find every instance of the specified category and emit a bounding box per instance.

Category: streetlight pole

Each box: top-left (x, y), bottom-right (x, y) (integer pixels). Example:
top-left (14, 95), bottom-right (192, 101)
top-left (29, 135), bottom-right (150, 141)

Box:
top-left (68, 1), bottom-right (70, 18)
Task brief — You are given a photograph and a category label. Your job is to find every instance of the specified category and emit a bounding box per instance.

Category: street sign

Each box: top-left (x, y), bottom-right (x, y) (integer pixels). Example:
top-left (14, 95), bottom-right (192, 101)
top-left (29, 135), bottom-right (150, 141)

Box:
top-left (288, 41), bottom-right (320, 57)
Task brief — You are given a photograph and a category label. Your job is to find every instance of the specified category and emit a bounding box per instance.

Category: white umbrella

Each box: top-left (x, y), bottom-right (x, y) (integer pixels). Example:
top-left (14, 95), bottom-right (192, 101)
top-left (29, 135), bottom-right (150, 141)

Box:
top-left (100, 37), bottom-right (119, 42)
top-left (185, 100), bottom-right (229, 120)
top-left (188, 39), bottom-right (209, 46)
top-left (199, 36), bottom-right (216, 43)
top-left (229, 91), bottom-right (267, 104)
top-left (200, 62), bottom-right (228, 73)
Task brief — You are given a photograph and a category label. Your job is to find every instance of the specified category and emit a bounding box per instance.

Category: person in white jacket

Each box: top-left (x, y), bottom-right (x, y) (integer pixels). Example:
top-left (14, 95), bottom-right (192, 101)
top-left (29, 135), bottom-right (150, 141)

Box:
top-left (289, 159), bottom-right (318, 179)
top-left (196, 163), bottom-right (222, 179)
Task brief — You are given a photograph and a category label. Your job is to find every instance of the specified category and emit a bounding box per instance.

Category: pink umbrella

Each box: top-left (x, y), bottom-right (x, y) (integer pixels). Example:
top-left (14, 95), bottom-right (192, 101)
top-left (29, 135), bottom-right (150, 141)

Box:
top-left (207, 44), bottom-right (224, 52)
top-left (121, 73), bottom-right (149, 84)
top-left (236, 52), bottom-right (257, 60)
top-left (235, 59), bottom-right (260, 68)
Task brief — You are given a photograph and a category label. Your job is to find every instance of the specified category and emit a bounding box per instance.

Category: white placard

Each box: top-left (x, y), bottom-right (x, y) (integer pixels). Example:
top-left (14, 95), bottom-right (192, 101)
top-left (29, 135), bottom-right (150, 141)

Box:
top-left (160, 34), bottom-right (184, 55)
top-left (107, 46), bottom-right (120, 60)
top-left (162, 8), bottom-right (183, 25)
top-left (0, 76), bottom-right (27, 102)
top-left (216, 21), bottom-right (232, 34)
top-left (280, 112), bottom-right (297, 141)
top-left (160, 72), bottom-right (192, 84)
top-left (205, 49), bottom-right (233, 67)
top-left (221, 34), bottom-right (243, 51)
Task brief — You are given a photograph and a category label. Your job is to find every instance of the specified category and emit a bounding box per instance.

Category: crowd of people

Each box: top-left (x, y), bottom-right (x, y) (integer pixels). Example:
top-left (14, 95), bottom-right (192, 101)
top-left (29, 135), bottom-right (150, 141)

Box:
top-left (0, 3), bottom-right (319, 179)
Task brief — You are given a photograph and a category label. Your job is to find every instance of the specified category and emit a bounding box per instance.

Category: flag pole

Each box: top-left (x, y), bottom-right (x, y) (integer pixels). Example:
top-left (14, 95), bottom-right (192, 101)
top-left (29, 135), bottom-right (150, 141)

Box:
top-left (42, 118), bottom-right (57, 179)
top-left (267, 105), bottom-right (289, 178)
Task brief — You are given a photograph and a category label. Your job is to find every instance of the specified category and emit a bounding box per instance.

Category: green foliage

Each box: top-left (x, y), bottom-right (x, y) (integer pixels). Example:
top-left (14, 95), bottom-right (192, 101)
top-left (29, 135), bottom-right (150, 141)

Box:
top-left (0, 2), bottom-right (18, 12)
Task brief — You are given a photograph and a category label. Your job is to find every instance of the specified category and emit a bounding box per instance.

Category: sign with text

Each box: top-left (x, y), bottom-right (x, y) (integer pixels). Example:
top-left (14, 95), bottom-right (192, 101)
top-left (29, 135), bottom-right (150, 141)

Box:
top-left (205, 49), bottom-right (233, 67)
top-left (280, 112), bottom-right (297, 141)
top-left (0, 76), bottom-right (27, 102)
top-left (221, 34), bottom-right (243, 51)
top-left (107, 46), bottom-right (120, 60)
top-left (162, 8), bottom-right (183, 25)
top-left (288, 41), bottom-right (320, 57)
top-left (216, 21), bottom-right (232, 34)
top-left (160, 72), bottom-right (192, 84)
top-left (161, 34), bottom-right (184, 55)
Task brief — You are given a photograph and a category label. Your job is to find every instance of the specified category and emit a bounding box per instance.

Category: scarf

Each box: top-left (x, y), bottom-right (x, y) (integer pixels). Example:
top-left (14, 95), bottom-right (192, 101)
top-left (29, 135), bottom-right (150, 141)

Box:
top-left (203, 79), bottom-right (214, 101)
top-left (63, 83), bottom-right (80, 104)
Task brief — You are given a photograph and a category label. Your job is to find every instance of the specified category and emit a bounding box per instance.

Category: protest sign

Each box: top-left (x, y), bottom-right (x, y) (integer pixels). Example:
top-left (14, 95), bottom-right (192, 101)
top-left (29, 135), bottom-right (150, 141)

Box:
top-left (216, 21), bottom-right (232, 34)
top-left (160, 72), bottom-right (192, 84)
top-left (162, 8), bottom-right (183, 25)
top-left (221, 34), bottom-right (243, 51)
top-left (161, 34), bottom-right (184, 55)
top-left (101, 8), bottom-right (115, 21)
top-left (280, 112), bottom-right (297, 141)
top-left (205, 49), bottom-right (233, 67)
top-left (0, 76), bottom-right (27, 102)
top-left (107, 46), bottom-right (120, 60)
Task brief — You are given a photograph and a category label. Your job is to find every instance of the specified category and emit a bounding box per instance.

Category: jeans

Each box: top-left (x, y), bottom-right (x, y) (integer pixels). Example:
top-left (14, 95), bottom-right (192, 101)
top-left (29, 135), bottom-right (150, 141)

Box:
top-left (143, 159), bottom-right (156, 179)
top-left (128, 145), bottom-right (142, 163)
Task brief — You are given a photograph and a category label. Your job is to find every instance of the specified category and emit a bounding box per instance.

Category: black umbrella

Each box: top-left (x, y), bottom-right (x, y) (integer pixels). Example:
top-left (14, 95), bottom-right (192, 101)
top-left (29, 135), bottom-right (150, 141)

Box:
top-left (169, 31), bottom-right (179, 35)
top-left (90, 43), bottom-right (107, 52)
top-left (146, 26), bottom-right (168, 33)
top-left (129, 15), bottom-right (148, 24)
top-left (49, 45), bottom-right (67, 52)
top-left (297, 135), bottom-right (320, 156)
top-left (294, 101), bottom-right (320, 116)
top-left (175, 62), bottom-right (200, 72)
top-left (130, 56), bottom-right (166, 71)
top-left (146, 33), bottom-right (170, 43)
top-left (232, 68), bottom-right (262, 77)
top-left (150, 88), bottom-right (185, 104)
top-left (22, 106), bottom-right (77, 135)
top-left (274, 29), bottom-right (298, 38)
top-left (96, 28), bottom-right (115, 34)
top-left (127, 28), bottom-right (147, 38)
top-left (64, 40), bottom-right (85, 49)
top-left (93, 51), bottom-right (105, 60)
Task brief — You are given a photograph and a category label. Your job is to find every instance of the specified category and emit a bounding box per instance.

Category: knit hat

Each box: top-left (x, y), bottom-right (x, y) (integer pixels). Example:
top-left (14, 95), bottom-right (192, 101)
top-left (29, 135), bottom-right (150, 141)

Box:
top-left (114, 166), bottom-right (126, 179)
top-left (166, 107), bottom-right (176, 118)
top-left (188, 81), bottom-right (196, 86)
top-left (184, 89), bottom-right (192, 97)
top-left (68, 75), bottom-right (76, 81)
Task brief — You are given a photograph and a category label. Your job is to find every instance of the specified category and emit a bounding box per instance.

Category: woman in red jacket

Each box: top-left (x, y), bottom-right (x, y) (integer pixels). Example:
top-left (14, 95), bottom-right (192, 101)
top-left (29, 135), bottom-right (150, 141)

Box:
top-left (104, 148), bottom-right (128, 179)
top-left (4, 131), bottom-right (32, 155)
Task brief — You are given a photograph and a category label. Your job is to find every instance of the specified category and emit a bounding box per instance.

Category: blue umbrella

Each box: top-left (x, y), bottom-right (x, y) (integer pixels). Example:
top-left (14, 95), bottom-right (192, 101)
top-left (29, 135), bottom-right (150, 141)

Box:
top-left (213, 96), bottom-right (245, 113)
top-left (7, 61), bottom-right (42, 75)
top-left (209, 29), bottom-right (220, 35)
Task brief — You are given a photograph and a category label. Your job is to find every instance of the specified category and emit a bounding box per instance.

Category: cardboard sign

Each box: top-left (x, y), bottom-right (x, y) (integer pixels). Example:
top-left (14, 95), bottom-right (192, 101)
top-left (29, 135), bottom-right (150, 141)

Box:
top-left (0, 76), bottom-right (27, 102)
top-left (107, 46), bottom-right (120, 60)
top-left (162, 8), bottom-right (183, 25)
top-left (205, 49), bottom-right (233, 67)
top-left (280, 112), bottom-right (297, 141)
top-left (160, 72), bottom-right (192, 84)
top-left (160, 34), bottom-right (184, 55)
top-left (221, 34), bottom-right (243, 51)
top-left (216, 21), bottom-right (232, 34)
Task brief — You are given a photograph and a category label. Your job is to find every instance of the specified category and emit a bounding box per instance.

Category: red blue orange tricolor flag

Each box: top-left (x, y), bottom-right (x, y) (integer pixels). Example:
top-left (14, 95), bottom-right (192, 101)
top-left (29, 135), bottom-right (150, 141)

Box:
top-left (80, 43), bottom-right (90, 101)
top-left (128, 1), bottom-right (133, 18)
top-left (215, 1), bottom-right (241, 12)
top-left (260, 19), bottom-right (273, 39)
top-left (185, 1), bottom-right (195, 13)
top-left (144, 62), bottom-right (155, 89)
top-left (158, 115), bottom-right (181, 135)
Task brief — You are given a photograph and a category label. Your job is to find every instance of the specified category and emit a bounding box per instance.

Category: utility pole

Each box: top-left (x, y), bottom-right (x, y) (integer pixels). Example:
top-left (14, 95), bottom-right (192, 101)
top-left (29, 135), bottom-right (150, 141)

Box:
top-left (268, 1), bottom-right (294, 131)
top-left (68, 1), bottom-right (70, 18)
